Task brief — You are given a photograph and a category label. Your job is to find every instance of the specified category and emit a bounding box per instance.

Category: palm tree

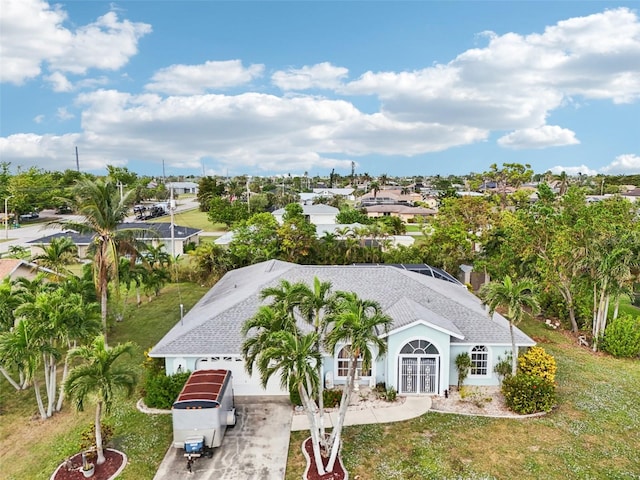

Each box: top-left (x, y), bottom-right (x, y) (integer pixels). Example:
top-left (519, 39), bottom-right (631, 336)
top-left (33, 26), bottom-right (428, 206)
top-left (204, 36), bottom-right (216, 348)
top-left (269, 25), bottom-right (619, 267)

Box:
top-left (0, 277), bottom-right (22, 390)
top-left (31, 236), bottom-right (78, 280)
top-left (297, 278), bottom-right (334, 447)
top-left (479, 276), bottom-right (540, 374)
top-left (323, 291), bottom-right (392, 472)
top-left (15, 288), bottom-right (100, 416)
top-left (65, 335), bottom-right (137, 465)
top-left (0, 318), bottom-right (55, 418)
top-left (242, 280), bottom-right (331, 475)
top-left (53, 179), bottom-right (148, 345)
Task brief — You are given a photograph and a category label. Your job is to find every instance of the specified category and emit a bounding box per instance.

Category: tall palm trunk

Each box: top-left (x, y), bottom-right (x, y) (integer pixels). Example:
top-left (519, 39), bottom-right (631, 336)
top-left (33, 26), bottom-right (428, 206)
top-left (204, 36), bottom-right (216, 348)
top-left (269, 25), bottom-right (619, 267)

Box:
top-left (95, 401), bottom-right (105, 464)
top-left (510, 322), bottom-right (518, 375)
top-left (0, 366), bottom-right (21, 390)
top-left (32, 377), bottom-right (47, 420)
top-left (327, 354), bottom-right (356, 472)
top-left (299, 381), bottom-right (325, 476)
top-left (100, 279), bottom-right (109, 347)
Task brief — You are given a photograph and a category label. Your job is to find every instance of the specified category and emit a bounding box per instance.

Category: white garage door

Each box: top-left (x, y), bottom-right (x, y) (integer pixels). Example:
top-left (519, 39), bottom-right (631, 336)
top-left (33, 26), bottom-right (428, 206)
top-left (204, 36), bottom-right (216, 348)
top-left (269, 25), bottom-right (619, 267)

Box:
top-left (195, 356), bottom-right (288, 396)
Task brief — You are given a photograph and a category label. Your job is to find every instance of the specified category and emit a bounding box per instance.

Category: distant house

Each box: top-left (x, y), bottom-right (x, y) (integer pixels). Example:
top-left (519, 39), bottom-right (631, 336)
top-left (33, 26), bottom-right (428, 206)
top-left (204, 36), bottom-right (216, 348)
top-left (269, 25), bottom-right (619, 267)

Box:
top-left (149, 260), bottom-right (535, 396)
top-left (312, 188), bottom-right (355, 201)
top-left (272, 204), bottom-right (339, 225)
top-left (166, 182), bottom-right (199, 195)
top-left (364, 204), bottom-right (436, 222)
top-left (360, 189), bottom-right (421, 207)
top-left (28, 222), bottom-right (202, 257)
top-left (0, 259), bottom-right (56, 281)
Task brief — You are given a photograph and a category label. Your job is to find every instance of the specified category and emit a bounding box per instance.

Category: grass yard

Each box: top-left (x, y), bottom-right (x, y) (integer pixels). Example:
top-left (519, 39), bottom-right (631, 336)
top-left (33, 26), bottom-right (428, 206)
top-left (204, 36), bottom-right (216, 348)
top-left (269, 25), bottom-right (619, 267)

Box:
top-left (1, 283), bottom-right (639, 480)
top-left (286, 318), bottom-right (640, 480)
top-left (0, 283), bottom-right (208, 480)
top-left (152, 208), bottom-right (226, 232)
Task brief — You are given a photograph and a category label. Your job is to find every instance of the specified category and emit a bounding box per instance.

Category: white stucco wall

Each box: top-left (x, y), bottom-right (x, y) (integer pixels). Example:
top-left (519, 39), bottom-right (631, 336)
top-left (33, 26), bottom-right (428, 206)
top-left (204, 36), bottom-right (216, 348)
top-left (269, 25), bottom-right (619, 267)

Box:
top-left (386, 323), bottom-right (452, 395)
top-left (449, 344), bottom-right (514, 387)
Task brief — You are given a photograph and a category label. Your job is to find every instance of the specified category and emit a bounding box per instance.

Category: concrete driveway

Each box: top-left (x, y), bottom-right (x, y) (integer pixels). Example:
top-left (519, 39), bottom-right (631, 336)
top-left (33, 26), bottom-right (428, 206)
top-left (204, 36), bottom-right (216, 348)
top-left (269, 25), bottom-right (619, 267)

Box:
top-left (153, 399), bottom-right (292, 480)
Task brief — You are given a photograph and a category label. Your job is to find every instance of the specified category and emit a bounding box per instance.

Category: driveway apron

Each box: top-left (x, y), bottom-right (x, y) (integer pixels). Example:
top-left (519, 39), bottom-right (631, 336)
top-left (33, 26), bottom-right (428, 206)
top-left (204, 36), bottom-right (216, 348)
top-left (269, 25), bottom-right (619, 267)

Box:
top-left (153, 399), bottom-right (292, 480)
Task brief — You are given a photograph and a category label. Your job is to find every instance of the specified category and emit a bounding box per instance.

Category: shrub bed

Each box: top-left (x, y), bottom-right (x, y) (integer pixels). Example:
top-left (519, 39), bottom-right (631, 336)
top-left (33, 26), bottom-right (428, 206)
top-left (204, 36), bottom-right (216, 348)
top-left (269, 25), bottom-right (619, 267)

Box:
top-left (502, 373), bottom-right (556, 414)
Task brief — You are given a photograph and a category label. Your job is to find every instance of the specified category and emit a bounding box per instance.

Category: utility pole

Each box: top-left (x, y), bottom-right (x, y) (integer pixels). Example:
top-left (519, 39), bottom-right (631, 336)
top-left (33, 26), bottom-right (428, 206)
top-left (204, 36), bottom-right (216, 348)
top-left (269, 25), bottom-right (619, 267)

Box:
top-left (170, 186), bottom-right (175, 258)
top-left (246, 176), bottom-right (251, 214)
top-left (116, 181), bottom-right (125, 202)
top-left (4, 195), bottom-right (13, 240)
top-left (75, 146), bottom-right (80, 172)
top-left (162, 159), bottom-right (166, 185)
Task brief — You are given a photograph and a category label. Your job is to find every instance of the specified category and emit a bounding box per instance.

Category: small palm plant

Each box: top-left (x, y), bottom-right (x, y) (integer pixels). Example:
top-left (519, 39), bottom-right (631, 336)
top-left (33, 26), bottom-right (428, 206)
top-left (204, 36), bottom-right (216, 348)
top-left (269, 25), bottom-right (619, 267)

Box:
top-left (65, 335), bottom-right (137, 464)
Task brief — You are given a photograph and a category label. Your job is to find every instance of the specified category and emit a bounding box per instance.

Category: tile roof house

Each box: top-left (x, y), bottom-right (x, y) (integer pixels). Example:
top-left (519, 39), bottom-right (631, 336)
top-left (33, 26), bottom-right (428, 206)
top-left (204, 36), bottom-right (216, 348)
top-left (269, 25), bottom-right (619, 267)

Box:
top-left (27, 222), bottom-right (202, 257)
top-left (364, 204), bottom-right (436, 222)
top-left (0, 258), bottom-right (56, 281)
top-left (149, 260), bottom-right (534, 397)
top-left (271, 204), bottom-right (339, 225)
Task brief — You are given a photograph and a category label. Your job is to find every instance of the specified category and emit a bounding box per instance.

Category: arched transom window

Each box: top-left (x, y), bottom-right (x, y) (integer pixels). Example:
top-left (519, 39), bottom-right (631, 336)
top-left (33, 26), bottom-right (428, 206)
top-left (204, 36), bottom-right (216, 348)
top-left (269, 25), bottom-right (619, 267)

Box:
top-left (400, 339), bottom-right (439, 355)
top-left (470, 345), bottom-right (488, 376)
top-left (337, 346), bottom-right (371, 377)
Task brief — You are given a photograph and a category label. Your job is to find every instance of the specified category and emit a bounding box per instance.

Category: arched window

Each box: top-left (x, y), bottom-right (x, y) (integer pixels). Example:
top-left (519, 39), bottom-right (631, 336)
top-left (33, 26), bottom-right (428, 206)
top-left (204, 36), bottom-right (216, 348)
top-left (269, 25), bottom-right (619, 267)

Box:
top-left (470, 345), bottom-right (489, 376)
top-left (400, 339), bottom-right (439, 355)
top-left (337, 346), bottom-right (371, 377)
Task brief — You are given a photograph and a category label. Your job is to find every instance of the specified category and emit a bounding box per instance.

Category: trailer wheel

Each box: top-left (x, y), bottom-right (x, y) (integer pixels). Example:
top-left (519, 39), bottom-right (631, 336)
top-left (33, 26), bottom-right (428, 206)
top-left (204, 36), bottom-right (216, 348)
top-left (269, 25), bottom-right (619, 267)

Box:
top-left (206, 447), bottom-right (213, 459)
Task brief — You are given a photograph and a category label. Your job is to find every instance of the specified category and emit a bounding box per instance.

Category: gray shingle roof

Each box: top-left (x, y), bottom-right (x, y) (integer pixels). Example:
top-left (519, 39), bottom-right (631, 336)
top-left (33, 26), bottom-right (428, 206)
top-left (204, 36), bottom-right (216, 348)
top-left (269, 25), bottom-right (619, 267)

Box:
top-left (27, 222), bottom-right (201, 245)
top-left (149, 260), bottom-right (534, 357)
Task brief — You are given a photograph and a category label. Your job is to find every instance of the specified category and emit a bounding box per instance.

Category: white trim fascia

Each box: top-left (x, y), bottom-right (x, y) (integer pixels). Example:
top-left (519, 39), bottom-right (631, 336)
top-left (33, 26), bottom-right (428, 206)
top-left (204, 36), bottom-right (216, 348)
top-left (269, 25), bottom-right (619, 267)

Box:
top-left (453, 341), bottom-right (536, 347)
top-left (381, 319), bottom-right (465, 340)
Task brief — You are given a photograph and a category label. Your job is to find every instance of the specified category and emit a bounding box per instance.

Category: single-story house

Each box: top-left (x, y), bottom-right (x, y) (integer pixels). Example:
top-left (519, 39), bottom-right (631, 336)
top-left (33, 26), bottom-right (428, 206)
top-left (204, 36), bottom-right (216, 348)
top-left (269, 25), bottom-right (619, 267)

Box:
top-left (149, 260), bottom-right (534, 397)
top-left (272, 204), bottom-right (339, 225)
top-left (166, 181), bottom-right (199, 195)
top-left (0, 258), bottom-right (56, 281)
top-left (360, 189), bottom-right (422, 207)
top-left (28, 222), bottom-right (202, 258)
top-left (312, 188), bottom-right (355, 201)
top-left (364, 204), bottom-right (436, 222)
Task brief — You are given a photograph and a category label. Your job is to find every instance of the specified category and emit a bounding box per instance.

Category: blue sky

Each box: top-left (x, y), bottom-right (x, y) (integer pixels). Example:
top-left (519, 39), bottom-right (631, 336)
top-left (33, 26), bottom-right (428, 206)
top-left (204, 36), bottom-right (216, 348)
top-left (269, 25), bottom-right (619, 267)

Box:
top-left (1, 0), bottom-right (639, 179)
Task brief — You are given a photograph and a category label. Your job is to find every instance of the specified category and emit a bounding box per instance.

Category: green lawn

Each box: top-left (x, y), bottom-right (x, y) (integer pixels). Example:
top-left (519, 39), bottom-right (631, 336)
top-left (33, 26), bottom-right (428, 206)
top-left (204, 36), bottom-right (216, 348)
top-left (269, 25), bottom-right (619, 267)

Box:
top-left (286, 318), bottom-right (640, 479)
top-left (1, 285), bottom-right (638, 480)
top-left (151, 208), bottom-right (226, 232)
top-left (0, 283), bottom-right (208, 480)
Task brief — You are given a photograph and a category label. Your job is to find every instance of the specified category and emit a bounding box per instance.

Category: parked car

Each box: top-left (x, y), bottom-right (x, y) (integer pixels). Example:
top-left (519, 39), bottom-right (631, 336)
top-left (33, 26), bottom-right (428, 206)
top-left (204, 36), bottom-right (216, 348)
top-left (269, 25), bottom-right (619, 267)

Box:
top-left (19, 212), bottom-right (39, 221)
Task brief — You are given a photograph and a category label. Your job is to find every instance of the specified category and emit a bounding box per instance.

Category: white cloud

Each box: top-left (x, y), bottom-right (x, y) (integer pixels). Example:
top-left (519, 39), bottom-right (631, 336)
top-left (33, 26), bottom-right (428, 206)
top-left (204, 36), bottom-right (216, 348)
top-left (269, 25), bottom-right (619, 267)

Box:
top-left (272, 62), bottom-right (349, 90)
top-left (0, 0), bottom-right (151, 85)
top-left (145, 60), bottom-right (264, 95)
top-left (342, 8), bottom-right (640, 132)
top-left (45, 72), bottom-right (73, 92)
top-left (56, 107), bottom-right (74, 121)
top-left (497, 125), bottom-right (579, 149)
top-left (0, 88), bottom-right (487, 173)
top-left (549, 164), bottom-right (598, 176)
top-left (600, 154), bottom-right (640, 174)
top-left (34, 115), bottom-right (45, 124)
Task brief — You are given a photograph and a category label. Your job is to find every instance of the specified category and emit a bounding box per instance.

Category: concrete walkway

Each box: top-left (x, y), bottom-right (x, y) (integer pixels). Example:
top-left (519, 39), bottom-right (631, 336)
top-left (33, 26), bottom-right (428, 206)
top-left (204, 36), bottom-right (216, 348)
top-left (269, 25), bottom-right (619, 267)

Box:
top-left (291, 396), bottom-right (431, 431)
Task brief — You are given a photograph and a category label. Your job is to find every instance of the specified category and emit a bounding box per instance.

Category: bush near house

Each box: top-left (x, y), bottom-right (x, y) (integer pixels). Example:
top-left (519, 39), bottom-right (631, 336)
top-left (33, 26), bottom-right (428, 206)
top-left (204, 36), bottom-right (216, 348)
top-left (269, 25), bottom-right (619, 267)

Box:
top-left (502, 373), bottom-right (557, 414)
top-left (143, 371), bottom-right (191, 409)
top-left (290, 387), bottom-right (343, 408)
top-left (601, 314), bottom-right (640, 358)
top-left (517, 346), bottom-right (557, 382)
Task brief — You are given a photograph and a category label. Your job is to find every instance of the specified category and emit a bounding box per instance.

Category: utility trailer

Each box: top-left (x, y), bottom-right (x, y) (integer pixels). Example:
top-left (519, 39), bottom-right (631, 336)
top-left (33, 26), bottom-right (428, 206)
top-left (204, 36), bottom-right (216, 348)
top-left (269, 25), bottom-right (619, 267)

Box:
top-left (172, 369), bottom-right (236, 471)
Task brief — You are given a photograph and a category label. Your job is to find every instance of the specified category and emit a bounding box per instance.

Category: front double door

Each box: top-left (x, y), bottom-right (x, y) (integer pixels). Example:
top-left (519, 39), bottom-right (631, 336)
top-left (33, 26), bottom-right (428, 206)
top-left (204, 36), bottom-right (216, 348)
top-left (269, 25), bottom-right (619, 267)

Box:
top-left (399, 356), bottom-right (439, 394)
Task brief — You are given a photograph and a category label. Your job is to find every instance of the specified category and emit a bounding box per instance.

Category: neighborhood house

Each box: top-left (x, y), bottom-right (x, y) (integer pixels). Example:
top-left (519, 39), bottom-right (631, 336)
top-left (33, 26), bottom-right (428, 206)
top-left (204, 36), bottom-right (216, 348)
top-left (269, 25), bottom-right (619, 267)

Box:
top-left (149, 260), bottom-right (535, 397)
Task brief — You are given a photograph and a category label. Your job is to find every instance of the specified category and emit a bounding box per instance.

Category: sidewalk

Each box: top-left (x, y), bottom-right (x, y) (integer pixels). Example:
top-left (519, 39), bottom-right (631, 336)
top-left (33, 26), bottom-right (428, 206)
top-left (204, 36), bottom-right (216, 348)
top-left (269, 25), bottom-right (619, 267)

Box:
top-left (290, 396), bottom-right (431, 431)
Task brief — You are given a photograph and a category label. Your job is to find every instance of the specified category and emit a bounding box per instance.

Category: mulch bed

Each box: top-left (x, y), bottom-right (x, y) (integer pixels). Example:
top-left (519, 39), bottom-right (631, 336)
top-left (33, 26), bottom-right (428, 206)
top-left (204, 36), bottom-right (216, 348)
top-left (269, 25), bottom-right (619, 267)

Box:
top-left (302, 437), bottom-right (347, 480)
top-left (51, 449), bottom-right (124, 480)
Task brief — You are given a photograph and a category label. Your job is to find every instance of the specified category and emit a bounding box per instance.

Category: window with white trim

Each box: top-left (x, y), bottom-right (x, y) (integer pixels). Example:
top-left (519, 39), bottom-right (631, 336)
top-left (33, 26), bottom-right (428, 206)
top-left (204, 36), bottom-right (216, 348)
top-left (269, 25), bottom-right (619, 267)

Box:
top-left (337, 346), bottom-right (371, 377)
top-left (470, 345), bottom-right (488, 376)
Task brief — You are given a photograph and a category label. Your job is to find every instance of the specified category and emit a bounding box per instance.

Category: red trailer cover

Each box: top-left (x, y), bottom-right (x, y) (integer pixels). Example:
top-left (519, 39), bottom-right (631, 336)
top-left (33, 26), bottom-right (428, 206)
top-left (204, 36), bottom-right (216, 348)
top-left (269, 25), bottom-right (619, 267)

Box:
top-left (173, 369), bottom-right (231, 409)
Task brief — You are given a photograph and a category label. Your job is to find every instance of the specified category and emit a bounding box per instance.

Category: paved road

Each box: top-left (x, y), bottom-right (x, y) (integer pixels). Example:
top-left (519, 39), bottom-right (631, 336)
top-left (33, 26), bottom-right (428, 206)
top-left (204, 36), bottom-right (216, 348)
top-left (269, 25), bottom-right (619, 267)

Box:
top-left (0, 197), bottom-right (200, 256)
top-left (153, 400), bottom-right (292, 480)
